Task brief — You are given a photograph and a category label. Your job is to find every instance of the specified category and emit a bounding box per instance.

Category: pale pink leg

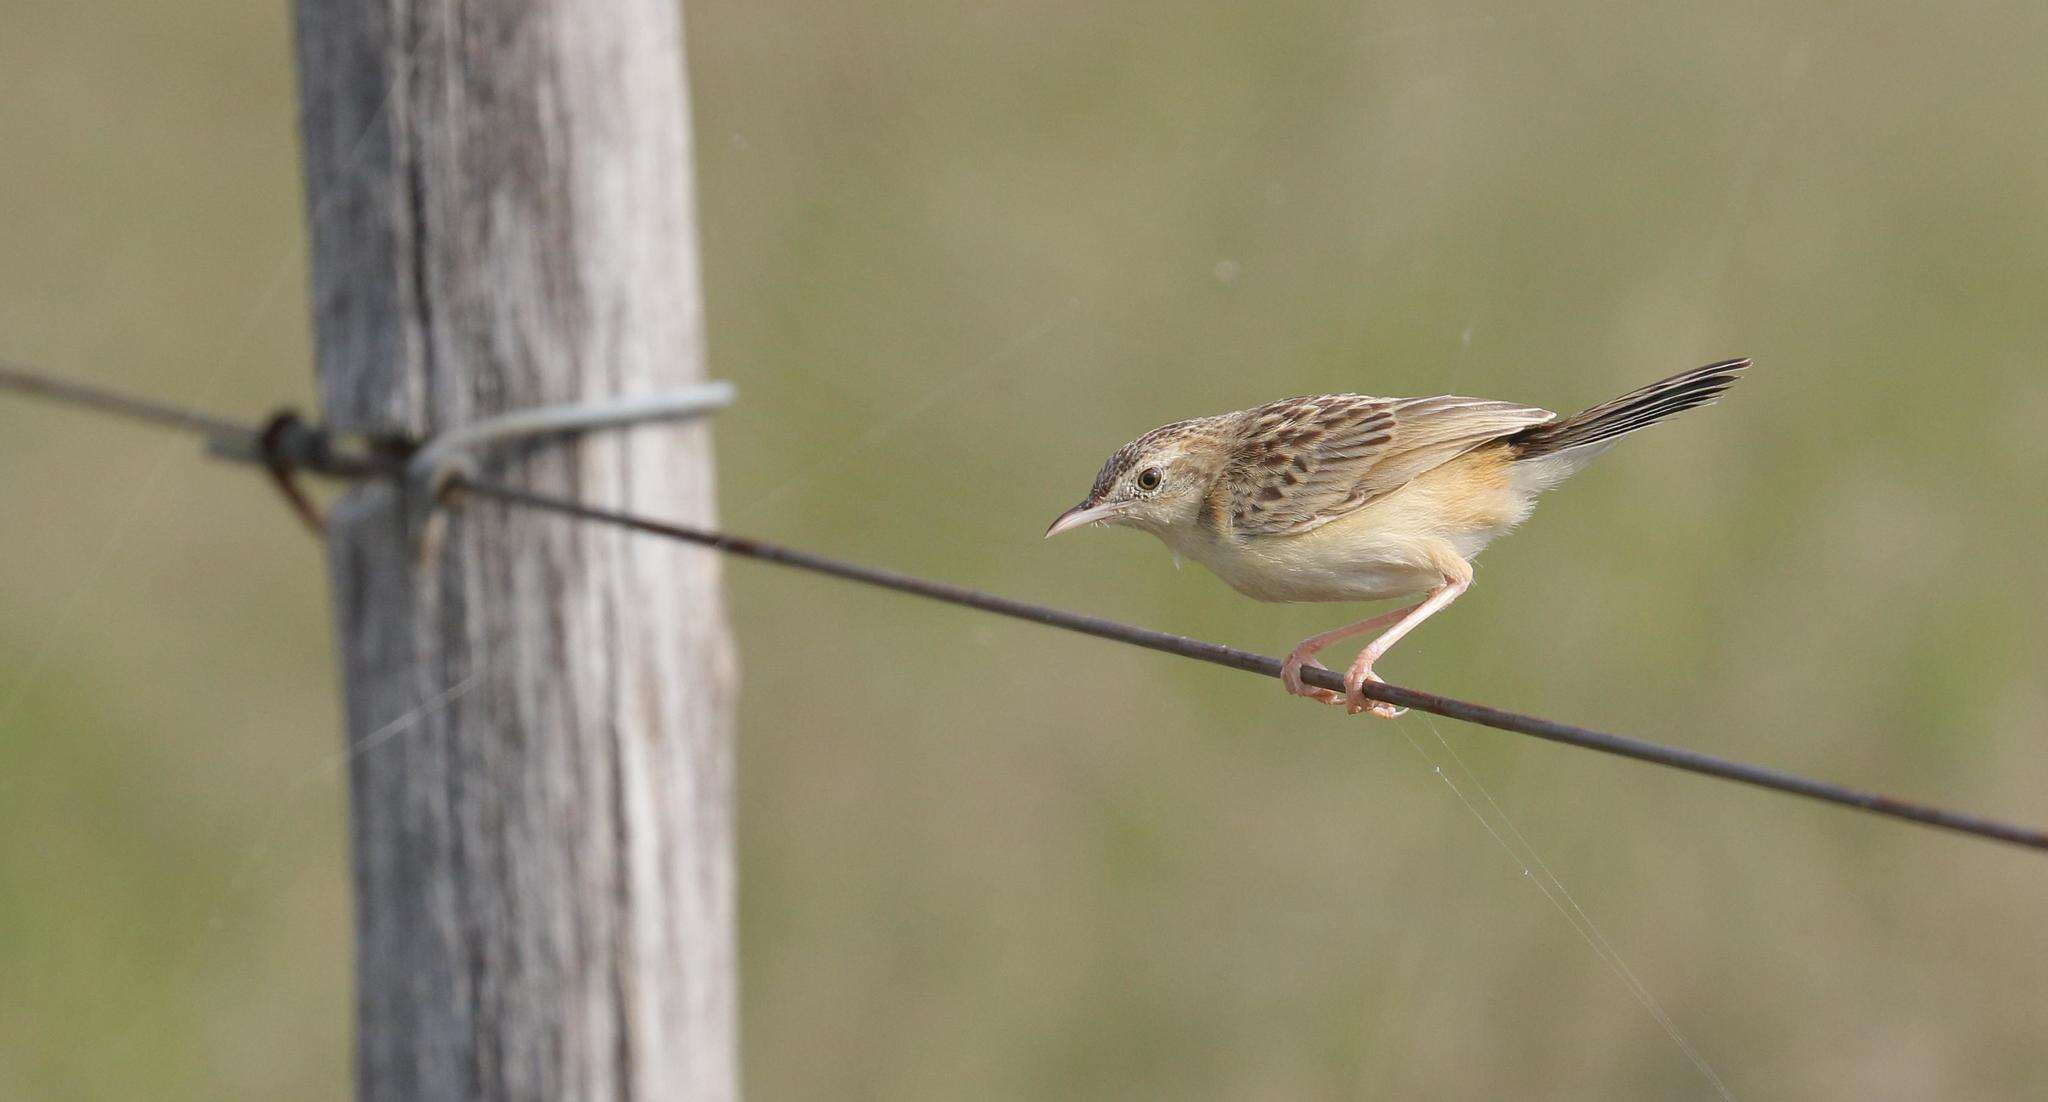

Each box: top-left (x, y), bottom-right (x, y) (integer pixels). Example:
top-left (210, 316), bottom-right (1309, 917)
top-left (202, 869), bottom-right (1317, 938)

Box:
top-left (1344, 574), bottom-right (1471, 717)
top-left (1280, 603), bottom-right (1422, 706)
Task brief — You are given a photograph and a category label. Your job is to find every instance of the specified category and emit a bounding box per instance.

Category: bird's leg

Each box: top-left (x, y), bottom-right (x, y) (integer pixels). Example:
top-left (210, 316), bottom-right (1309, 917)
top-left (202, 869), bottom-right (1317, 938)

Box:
top-left (1281, 603), bottom-right (1422, 706)
top-left (1344, 571), bottom-right (1471, 718)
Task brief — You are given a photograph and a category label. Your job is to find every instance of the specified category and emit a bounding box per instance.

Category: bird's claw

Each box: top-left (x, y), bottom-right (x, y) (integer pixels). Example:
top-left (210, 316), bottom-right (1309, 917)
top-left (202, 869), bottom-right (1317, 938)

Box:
top-left (1344, 660), bottom-right (1404, 719)
top-left (1280, 653), bottom-right (1346, 706)
top-left (1283, 647), bottom-right (1404, 716)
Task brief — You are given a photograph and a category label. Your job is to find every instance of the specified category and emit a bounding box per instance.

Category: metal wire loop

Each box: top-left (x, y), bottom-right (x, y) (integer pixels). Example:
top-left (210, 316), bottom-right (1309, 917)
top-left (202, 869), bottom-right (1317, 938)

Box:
top-left (402, 383), bottom-right (737, 557)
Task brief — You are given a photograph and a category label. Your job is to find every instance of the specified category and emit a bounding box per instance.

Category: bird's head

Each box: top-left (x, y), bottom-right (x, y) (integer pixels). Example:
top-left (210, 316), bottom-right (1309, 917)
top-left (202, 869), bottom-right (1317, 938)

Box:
top-left (1045, 417), bottom-right (1227, 539)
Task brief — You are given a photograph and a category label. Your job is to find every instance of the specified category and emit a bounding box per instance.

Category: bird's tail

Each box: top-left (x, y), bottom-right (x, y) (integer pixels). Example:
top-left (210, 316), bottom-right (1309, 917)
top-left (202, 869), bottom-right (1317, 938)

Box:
top-left (1509, 358), bottom-right (1750, 458)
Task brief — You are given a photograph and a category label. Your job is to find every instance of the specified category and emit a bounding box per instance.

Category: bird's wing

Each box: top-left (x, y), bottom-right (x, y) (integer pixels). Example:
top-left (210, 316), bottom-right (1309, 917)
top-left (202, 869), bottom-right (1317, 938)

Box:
top-left (1228, 393), bottom-right (1556, 536)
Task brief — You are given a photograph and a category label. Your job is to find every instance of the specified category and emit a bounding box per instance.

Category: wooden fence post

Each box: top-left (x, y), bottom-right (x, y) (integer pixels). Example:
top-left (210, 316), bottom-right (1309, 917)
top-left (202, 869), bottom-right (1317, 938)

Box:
top-left (290, 2), bottom-right (738, 1097)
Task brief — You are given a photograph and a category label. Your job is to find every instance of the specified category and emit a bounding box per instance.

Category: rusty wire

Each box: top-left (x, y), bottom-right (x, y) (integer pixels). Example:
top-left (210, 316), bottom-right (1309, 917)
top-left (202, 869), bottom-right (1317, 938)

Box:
top-left (4, 359), bottom-right (2045, 855)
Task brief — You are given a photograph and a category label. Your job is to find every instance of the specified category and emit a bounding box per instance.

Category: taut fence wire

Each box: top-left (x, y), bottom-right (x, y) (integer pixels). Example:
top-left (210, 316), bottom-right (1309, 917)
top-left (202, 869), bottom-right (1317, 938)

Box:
top-left (4, 359), bottom-right (2045, 855)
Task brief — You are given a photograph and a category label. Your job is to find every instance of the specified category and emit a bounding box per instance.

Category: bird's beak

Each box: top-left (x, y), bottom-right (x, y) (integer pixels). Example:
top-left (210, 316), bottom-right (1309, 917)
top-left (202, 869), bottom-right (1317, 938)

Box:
top-left (1044, 500), bottom-right (1124, 539)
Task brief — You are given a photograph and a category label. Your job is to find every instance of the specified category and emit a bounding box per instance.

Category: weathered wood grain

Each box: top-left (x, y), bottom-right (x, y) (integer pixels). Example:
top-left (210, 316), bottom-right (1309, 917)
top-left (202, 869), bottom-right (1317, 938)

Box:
top-left (292, 2), bottom-right (737, 1098)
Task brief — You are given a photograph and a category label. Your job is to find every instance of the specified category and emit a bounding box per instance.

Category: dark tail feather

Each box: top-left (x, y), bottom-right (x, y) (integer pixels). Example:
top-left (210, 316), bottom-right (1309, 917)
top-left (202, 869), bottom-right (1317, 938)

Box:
top-left (1509, 358), bottom-right (1750, 457)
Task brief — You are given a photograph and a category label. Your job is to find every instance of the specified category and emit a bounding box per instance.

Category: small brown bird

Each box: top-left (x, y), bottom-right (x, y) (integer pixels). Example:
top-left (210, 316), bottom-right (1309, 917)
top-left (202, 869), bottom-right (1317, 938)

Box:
top-left (1046, 359), bottom-right (1749, 716)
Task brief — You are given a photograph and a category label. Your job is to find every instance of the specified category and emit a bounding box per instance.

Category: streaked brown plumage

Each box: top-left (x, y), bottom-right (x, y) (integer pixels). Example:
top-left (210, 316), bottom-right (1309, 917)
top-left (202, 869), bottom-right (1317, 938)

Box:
top-left (1047, 358), bottom-right (1750, 715)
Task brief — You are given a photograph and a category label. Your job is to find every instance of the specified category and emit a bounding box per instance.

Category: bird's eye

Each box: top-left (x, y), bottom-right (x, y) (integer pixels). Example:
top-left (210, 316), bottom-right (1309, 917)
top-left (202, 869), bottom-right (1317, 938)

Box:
top-left (1136, 467), bottom-right (1162, 491)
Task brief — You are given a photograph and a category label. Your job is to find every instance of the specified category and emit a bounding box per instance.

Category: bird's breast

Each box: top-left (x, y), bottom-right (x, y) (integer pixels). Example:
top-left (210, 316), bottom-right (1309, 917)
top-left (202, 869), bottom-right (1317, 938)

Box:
top-left (1182, 521), bottom-right (1447, 603)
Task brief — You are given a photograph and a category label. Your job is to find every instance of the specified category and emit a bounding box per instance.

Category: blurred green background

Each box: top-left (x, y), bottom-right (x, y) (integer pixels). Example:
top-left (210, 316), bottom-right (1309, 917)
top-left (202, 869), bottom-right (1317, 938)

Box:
top-left (5, 1), bottom-right (2048, 1098)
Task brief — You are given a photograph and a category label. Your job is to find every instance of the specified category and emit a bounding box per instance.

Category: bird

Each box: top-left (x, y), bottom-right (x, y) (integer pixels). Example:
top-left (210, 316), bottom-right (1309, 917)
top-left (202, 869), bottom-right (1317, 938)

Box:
top-left (1045, 358), bottom-right (1749, 716)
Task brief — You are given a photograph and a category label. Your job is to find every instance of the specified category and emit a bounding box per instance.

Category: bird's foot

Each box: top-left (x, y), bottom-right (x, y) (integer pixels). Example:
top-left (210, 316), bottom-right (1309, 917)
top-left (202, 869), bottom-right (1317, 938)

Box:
top-left (1280, 650), bottom-right (1345, 706)
top-left (1343, 656), bottom-right (1404, 719)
